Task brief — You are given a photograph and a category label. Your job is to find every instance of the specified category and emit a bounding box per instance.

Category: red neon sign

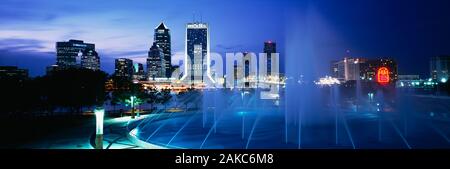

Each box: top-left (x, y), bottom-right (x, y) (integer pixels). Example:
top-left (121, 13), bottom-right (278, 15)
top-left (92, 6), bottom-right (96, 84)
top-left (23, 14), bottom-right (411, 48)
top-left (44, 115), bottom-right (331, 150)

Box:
top-left (377, 67), bottom-right (390, 84)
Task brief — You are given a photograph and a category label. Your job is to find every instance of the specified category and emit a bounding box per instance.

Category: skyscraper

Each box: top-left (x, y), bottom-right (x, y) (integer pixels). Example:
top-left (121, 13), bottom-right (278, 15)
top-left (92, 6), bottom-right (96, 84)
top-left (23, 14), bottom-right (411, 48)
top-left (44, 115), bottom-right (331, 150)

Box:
top-left (115, 58), bottom-right (133, 80)
top-left (56, 39), bottom-right (96, 69)
top-left (243, 52), bottom-right (256, 88)
top-left (430, 55), bottom-right (450, 83)
top-left (264, 41), bottom-right (276, 76)
top-left (154, 22), bottom-right (172, 78)
top-left (81, 49), bottom-right (100, 71)
top-left (147, 42), bottom-right (165, 80)
top-left (184, 22), bottom-right (209, 85)
top-left (133, 63), bottom-right (145, 80)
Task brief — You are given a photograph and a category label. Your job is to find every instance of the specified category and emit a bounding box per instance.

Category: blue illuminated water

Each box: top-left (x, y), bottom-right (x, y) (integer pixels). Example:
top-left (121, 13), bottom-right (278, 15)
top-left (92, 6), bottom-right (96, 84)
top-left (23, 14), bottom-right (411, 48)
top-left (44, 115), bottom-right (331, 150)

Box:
top-left (127, 5), bottom-right (450, 149)
top-left (128, 89), bottom-right (450, 149)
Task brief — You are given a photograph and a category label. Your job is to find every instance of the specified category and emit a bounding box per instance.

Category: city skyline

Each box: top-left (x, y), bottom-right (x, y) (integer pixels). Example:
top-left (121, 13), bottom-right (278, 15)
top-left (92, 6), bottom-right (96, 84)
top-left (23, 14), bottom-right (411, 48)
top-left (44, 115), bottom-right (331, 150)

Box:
top-left (3, 0), bottom-right (450, 156)
top-left (1, 0), bottom-right (450, 78)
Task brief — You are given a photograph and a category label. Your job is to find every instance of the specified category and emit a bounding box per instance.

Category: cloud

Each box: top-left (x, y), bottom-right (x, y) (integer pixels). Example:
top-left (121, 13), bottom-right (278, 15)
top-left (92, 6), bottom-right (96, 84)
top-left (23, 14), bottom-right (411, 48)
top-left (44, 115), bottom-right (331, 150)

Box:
top-left (101, 50), bottom-right (148, 58)
top-left (0, 38), bottom-right (48, 52)
top-left (0, 1), bottom-right (61, 24)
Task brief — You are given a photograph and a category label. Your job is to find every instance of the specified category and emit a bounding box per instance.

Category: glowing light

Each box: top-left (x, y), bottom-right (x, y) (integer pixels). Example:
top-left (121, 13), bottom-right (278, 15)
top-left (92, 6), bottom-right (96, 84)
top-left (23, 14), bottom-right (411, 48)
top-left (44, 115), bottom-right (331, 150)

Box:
top-left (315, 76), bottom-right (340, 86)
top-left (134, 63), bottom-right (139, 73)
top-left (130, 128), bottom-right (138, 136)
top-left (94, 108), bottom-right (105, 135)
top-left (125, 95), bottom-right (142, 107)
top-left (377, 67), bottom-right (390, 84)
top-left (238, 111), bottom-right (247, 116)
top-left (368, 93), bottom-right (374, 100)
top-left (441, 78), bottom-right (447, 83)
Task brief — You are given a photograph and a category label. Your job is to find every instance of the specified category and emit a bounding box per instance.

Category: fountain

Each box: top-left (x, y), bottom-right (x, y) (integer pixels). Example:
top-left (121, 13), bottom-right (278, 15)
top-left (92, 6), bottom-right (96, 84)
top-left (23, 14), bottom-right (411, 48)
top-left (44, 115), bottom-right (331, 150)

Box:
top-left (126, 2), bottom-right (450, 149)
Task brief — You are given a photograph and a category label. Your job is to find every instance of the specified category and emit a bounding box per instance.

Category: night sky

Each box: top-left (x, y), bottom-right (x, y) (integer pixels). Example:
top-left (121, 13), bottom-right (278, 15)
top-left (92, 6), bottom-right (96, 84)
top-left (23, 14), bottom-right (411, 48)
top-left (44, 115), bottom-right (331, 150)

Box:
top-left (0, 0), bottom-right (449, 78)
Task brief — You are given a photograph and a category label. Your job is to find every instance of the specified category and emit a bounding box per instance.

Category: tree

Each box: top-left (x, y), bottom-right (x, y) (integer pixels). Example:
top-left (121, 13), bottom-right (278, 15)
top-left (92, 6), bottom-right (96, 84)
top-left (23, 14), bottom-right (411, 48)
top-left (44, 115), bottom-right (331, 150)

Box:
top-left (44, 68), bottom-right (108, 115)
top-left (111, 78), bottom-right (152, 118)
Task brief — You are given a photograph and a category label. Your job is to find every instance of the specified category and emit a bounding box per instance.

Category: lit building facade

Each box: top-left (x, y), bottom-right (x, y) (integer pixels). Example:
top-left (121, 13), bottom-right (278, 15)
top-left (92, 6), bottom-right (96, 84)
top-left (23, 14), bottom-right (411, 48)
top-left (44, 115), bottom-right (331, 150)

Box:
top-left (331, 58), bottom-right (398, 84)
top-left (81, 49), bottom-right (100, 71)
top-left (243, 52), bottom-right (257, 88)
top-left (154, 22), bottom-right (172, 78)
top-left (430, 55), bottom-right (450, 83)
top-left (331, 58), bottom-right (367, 82)
top-left (0, 66), bottom-right (28, 80)
top-left (133, 63), bottom-right (146, 81)
top-left (147, 42), bottom-right (165, 80)
top-left (56, 39), bottom-right (97, 69)
top-left (263, 41), bottom-right (276, 76)
top-left (360, 58), bottom-right (398, 83)
top-left (115, 58), bottom-right (134, 80)
top-left (184, 22), bottom-right (209, 85)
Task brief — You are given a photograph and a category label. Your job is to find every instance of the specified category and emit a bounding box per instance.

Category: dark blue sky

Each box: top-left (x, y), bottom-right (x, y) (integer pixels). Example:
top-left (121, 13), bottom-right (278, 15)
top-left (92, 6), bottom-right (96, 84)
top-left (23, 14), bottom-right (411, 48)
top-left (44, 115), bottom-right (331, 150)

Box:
top-left (0, 0), bottom-right (449, 78)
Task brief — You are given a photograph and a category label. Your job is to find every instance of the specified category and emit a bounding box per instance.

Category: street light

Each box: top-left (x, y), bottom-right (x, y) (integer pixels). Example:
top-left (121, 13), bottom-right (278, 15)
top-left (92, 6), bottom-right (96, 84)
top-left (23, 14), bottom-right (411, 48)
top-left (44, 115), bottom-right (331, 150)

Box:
top-left (125, 95), bottom-right (140, 119)
top-left (130, 96), bottom-right (136, 118)
top-left (94, 108), bottom-right (104, 149)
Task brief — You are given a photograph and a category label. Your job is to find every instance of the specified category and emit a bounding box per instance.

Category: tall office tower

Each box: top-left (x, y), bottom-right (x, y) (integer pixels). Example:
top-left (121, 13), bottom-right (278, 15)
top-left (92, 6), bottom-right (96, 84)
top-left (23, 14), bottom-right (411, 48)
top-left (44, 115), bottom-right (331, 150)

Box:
top-left (147, 42), bottom-right (165, 80)
top-left (154, 22), bottom-right (172, 78)
top-left (133, 63), bottom-right (146, 81)
top-left (115, 58), bottom-right (134, 80)
top-left (263, 41), bottom-right (276, 76)
top-left (81, 49), bottom-right (100, 71)
top-left (185, 22), bottom-right (209, 85)
top-left (56, 39), bottom-right (96, 69)
top-left (242, 52), bottom-right (256, 88)
top-left (430, 55), bottom-right (450, 83)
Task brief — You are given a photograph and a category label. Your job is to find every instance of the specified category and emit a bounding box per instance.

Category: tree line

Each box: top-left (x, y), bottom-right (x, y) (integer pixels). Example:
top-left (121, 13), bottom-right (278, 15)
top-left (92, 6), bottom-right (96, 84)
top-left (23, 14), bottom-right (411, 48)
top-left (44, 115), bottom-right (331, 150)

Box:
top-left (0, 68), bottom-right (172, 118)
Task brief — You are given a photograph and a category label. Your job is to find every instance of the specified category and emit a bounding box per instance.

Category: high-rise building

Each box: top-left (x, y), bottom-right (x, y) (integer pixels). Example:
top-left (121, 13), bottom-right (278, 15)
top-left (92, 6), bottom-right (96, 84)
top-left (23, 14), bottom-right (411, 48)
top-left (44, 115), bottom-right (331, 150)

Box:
top-left (331, 57), bottom-right (397, 84)
top-left (133, 63), bottom-right (145, 81)
top-left (115, 58), bottom-right (133, 79)
top-left (243, 52), bottom-right (257, 88)
top-left (147, 42), bottom-right (165, 80)
top-left (184, 22), bottom-right (209, 85)
top-left (0, 66), bottom-right (28, 80)
top-left (360, 58), bottom-right (398, 83)
top-left (264, 41), bottom-right (276, 76)
top-left (81, 49), bottom-right (100, 71)
top-left (154, 22), bottom-right (172, 78)
top-left (331, 58), bottom-right (367, 82)
top-left (56, 39), bottom-right (97, 69)
top-left (430, 55), bottom-right (450, 83)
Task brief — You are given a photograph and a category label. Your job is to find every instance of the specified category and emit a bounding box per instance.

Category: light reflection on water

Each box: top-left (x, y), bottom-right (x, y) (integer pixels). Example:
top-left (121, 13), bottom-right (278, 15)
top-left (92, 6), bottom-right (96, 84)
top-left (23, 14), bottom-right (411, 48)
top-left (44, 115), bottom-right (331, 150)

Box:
top-left (128, 89), bottom-right (450, 149)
